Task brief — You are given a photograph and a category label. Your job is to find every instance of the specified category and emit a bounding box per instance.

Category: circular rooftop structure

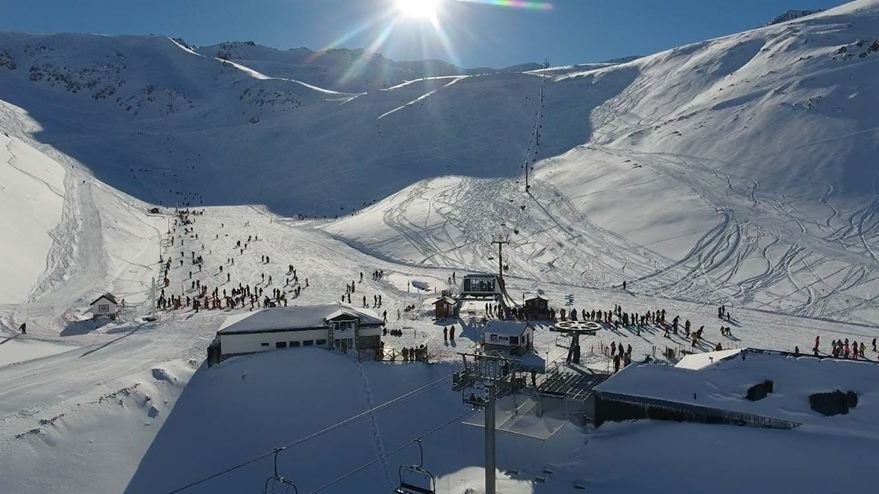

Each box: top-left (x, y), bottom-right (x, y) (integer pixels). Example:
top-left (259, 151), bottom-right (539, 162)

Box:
top-left (552, 321), bottom-right (602, 335)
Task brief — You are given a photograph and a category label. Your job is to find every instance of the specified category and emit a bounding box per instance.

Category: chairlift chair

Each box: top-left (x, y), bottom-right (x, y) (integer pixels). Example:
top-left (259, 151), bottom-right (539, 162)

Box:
top-left (462, 383), bottom-right (488, 409)
top-left (264, 448), bottom-right (299, 494)
top-left (395, 440), bottom-right (437, 494)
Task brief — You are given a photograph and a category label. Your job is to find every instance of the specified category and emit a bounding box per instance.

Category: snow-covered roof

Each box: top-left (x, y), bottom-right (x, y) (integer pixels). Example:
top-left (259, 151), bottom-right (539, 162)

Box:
top-left (675, 348), bottom-right (743, 370)
top-left (483, 321), bottom-right (531, 337)
top-left (433, 296), bottom-right (456, 305)
top-left (326, 308), bottom-right (383, 325)
top-left (459, 300), bottom-right (486, 314)
top-left (524, 294), bottom-right (548, 301)
top-left (595, 349), bottom-right (879, 429)
top-left (218, 304), bottom-right (383, 335)
top-left (90, 293), bottom-right (117, 306)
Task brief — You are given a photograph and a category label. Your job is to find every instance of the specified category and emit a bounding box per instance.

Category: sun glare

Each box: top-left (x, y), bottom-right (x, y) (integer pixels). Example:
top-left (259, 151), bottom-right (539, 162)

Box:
top-left (394, 0), bottom-right (441, 20)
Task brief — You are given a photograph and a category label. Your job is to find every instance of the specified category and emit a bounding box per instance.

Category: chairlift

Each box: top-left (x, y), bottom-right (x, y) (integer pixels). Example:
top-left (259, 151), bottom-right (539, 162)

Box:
top-left (395, 440), bottom-right (437, 494)
top-left (264, 448), bottom-right (299, 494)
top-left (462, 383), bottom-right (488, 409)
top-left (452, 370), bottom-right (474, 391)
top-left (513, 229), bottom-right (519, 234)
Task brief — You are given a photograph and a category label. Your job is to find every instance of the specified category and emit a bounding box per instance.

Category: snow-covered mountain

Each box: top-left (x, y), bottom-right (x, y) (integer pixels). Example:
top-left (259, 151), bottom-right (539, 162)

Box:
top-left (330, 0), bottom-right (879, 322)
top-left (768, 9), bottom-right (824, 25)
top-left (197, 41), bottom-right (462, 92)
top-left (0, 1), bottom-right (877, 319)
top-left (196, 41), bottom-right (559, 92)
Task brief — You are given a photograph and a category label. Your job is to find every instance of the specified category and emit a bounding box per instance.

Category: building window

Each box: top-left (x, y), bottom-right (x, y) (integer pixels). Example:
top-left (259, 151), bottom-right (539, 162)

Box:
top-left (303, 340), bottom-right (314, 346)
top-left (276, 341), bottom-right (288, 349)
top-left (316, 339), bottom-right (327, 346)
top-left (490, 334), bottom-right (498, 342)
top-left (335, 321), bottom-right (355, 331)
top-left (261, 343), bottom-right (269, 347)
top-left (290, 341), bottom-right (300, 347)
top-left (509, 336), bottom-right (519, 345)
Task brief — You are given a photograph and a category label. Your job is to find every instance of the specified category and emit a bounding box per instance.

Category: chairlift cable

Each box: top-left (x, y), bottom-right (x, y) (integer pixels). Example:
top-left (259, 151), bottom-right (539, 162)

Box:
top-left (166, 372), bottom-right (457, 493)
top-left (308, 410), bottom-right (475, 494)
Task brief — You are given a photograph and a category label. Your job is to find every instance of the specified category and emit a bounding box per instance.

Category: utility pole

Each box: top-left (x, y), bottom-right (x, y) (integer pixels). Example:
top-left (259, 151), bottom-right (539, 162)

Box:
top-left (491, 235), bottom-right (510, 285)
top-left (484, 384), bottom-right (497, 494)
top-left (455, 353), bottom-right (519, 494)
top-left (150, 277), bottom-right (157, 318)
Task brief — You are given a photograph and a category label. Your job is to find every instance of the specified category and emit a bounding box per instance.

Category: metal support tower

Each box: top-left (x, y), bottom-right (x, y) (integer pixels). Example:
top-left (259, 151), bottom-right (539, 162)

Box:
top-left (453, 353), bottom-right (525, 494)
top-left (491, 235), bottom-right (510, 285)
top-left (484, 384), bottom-right (496, 494)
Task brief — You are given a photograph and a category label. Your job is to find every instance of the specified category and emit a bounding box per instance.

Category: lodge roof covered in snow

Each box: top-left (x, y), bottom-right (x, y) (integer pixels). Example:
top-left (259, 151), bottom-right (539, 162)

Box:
top-left (90, 293), bottom-right (117, 306)
top-left (217, 304), bottom-right (383, 335)
top-left (594, 349), bottom-right (879, 429)
top-left (483, 320), bottom-right (531, 336)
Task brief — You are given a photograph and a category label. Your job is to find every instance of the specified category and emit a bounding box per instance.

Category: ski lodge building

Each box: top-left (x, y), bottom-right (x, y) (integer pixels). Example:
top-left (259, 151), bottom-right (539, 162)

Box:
top-left (523, 294), bottom-right (551, 320)
top-left (433, 296), bottom-right (456, 319)
top-left (591, 348), bottom-right (879, 429)
top-left (210, 304), bottom-right (384, 363)
top-left (90, 293), bottom-right (119, 320)
top-left (482, 320), bottom-right (534, 353)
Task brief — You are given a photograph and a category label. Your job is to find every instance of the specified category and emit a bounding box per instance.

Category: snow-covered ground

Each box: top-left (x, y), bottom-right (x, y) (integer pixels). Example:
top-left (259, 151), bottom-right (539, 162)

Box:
top-left (1, 1), bottom-right (879, 492)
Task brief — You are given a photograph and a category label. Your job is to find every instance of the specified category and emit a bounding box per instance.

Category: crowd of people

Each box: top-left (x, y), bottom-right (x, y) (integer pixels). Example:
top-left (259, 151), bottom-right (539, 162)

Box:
top-left (149, 210), bottom-right (879, 373)
top-left (812, 336), bottom-right (874, 360)
top-left (155, 209), bottom-right (311, 314)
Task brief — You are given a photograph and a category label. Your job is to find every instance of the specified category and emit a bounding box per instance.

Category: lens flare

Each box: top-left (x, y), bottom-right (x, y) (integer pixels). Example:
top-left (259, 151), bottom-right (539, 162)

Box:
top-left (457, 0), bottom-right (554, 10)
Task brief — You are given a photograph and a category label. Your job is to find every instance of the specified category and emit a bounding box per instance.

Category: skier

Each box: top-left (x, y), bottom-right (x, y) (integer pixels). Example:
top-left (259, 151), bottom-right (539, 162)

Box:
top-left (19, 323), bottom-right (26, 335)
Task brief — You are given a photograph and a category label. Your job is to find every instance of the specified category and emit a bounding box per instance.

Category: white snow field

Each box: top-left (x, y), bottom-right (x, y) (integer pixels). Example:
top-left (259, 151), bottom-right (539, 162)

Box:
top-left (0, 1), bottom-right (879, 493)
top-left (0, 124), bottom-right (65, 305)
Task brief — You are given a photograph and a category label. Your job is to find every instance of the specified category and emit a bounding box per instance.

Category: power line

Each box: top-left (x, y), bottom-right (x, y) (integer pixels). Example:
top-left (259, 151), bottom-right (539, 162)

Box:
top-left (308, 410), bottom-right (476, 494)
top-left (166, 371), bottom-right (457, 494)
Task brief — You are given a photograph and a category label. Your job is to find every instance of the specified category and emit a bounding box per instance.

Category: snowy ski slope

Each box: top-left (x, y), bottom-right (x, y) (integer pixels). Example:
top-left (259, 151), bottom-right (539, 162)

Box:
top-left (329, 1), bottom-right (879, 323)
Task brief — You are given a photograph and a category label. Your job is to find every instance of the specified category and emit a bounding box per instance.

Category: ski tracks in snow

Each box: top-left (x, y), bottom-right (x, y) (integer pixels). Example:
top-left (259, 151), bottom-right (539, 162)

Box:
top-left (377, 77), bottom-right (465, 120)
top-left (355, 360), bottom-right (394, 490)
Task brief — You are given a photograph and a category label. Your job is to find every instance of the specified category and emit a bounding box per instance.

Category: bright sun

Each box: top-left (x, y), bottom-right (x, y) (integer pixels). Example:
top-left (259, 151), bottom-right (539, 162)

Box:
top-left (394, 0), bottom-right (441, 20)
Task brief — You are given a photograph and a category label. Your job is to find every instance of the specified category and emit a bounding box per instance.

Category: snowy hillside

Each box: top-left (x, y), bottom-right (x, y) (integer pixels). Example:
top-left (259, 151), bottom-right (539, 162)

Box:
top-left (198, 41), bottom-right (465, 92)
top-left (329, 0), bottom-right (879, 322)
top-left (0, 31), bottom-right (627, 218)
top-left (768, 9), bottom-right (824, 25)
top-left (0, 115), bottom-right (65, 304)
top-left (196, 41), bottom-right (559, 93)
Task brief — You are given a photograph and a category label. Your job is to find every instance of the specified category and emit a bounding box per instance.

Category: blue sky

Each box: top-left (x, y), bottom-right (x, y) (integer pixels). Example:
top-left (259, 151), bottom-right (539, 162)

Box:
top-left (0, 0), bottom-right (849, 67)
